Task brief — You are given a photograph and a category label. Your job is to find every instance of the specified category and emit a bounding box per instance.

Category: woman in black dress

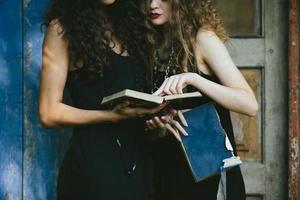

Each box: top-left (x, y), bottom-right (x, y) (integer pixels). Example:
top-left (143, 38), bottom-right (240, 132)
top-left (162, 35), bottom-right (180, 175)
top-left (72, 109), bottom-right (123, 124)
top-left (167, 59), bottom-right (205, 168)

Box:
top-left (39, 0), bottom-right (166, 199)
top-left (144, 0), bottom-right (259, 199)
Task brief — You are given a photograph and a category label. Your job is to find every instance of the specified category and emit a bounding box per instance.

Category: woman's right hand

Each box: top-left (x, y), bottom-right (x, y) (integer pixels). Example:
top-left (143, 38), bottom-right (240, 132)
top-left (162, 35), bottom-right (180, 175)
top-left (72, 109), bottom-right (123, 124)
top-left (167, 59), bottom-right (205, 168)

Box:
top-left (111, 101), bottom-right (168, 122)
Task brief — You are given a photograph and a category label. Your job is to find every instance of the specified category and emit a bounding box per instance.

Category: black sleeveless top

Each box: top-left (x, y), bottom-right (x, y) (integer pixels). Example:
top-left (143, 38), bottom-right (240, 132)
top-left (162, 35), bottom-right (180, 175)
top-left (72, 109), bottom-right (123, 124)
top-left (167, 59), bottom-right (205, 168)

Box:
top-left (57, 51), bottom-right (152, 200)
top-left (150, 70), bottom-right (246, 200)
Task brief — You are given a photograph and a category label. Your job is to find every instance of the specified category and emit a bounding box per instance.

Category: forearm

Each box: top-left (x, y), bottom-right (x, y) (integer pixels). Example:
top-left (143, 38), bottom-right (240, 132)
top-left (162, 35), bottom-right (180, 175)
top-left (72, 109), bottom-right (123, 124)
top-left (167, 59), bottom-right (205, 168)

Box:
top-left (191, 74), bottom-right (258, 116)
top-left (39, 102), bottom-right (120, 128)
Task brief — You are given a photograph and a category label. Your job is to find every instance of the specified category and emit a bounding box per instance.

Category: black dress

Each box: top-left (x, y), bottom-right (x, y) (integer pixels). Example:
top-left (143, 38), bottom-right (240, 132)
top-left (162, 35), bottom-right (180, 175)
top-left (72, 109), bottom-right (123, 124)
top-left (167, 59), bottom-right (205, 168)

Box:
top-left (151, 71), bottom-right (246, 200)
top-left (57, 51), bottom-right (151, 200)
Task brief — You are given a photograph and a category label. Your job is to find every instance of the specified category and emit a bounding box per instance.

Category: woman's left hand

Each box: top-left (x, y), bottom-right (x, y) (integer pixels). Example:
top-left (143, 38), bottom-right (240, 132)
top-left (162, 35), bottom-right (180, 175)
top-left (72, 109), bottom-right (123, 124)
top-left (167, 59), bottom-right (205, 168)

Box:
top-left (146, 108), bottom-right (188, 142)
top-left (153, 72), bottom-right (198, 96)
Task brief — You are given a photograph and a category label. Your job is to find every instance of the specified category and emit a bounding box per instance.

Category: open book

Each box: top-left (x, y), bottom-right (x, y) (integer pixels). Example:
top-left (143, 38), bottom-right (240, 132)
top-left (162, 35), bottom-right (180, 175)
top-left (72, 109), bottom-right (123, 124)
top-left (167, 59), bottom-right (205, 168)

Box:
top-left (101, 89), bottom-right (204, 109)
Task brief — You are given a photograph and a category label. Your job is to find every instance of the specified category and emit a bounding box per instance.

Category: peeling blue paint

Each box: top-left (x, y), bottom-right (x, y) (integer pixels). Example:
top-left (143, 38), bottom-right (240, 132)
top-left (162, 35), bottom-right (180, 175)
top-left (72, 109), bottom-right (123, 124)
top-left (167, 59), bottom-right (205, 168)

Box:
top-left (0, 0), bottom-right (22, 199)
top-left (23, 0), bottom-right (70, 200)
top-left (0, 0), bottom-right (71, 199)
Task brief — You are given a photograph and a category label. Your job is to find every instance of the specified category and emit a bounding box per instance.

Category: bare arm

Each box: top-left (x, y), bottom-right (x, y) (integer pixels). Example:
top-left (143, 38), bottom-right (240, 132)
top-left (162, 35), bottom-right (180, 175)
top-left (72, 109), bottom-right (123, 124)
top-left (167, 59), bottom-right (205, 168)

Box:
top-left (192, 30), bottom-right (258, 116)
top-left (154, 30), bottom-right (258, 116)
top-left (39, 21), bottom-right (164, 128)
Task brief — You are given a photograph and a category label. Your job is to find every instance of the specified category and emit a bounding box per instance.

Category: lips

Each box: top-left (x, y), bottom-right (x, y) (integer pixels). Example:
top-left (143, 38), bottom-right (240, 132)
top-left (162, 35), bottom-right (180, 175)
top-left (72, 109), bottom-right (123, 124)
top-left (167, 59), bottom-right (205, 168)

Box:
top-left (149, 13), bottom-right (161, 19)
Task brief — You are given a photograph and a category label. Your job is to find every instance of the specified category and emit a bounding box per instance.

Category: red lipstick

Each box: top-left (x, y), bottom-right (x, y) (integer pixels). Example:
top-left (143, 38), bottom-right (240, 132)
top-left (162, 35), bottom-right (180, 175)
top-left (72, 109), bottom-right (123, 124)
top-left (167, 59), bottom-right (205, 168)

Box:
top-left (149, 13), bottom-right (161, 19)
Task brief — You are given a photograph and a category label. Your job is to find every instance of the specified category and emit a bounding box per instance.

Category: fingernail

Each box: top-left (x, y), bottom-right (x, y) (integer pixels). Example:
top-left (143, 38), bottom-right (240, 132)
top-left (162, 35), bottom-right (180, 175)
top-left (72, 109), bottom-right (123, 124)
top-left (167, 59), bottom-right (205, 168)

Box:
top-left (176, 135), bottom-right (182, 142)
top-left (183, 130), bottom-right (189, 136)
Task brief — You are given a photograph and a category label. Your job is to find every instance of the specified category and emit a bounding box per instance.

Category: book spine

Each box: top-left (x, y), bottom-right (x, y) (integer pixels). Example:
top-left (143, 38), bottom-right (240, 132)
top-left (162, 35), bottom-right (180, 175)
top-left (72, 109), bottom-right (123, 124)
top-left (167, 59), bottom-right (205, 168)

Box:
top-left (179, 142), bottom-right (200, 182)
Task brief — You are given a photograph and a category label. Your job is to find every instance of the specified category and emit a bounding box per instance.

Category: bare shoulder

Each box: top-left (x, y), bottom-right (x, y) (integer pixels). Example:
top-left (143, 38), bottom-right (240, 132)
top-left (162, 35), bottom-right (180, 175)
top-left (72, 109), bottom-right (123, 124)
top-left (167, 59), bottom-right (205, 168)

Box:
top-left (193, 29), bottom-right (217, 75)
top-left (43, 18), bottom-right (66, 48)
top-left (196, 28), bottom-right (223, 48)
top-left (196, 28), bottom-right (217, 39)
top-left (43, 18), bottom-right (68, 52)
top-left (42, 18), bottom-right (69, 72)
top-left (47, 18), bottom-right (64, 36)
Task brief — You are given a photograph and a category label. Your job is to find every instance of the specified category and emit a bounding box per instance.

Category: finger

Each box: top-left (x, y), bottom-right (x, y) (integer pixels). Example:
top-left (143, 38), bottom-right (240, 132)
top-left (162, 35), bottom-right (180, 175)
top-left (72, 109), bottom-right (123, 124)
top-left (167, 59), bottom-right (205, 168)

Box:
top-left (120, 101), bottom-right (130, 108)
top-left (181, 109), bottom-right (191, 113)
top-left (158, 91), bottom-right (167, 97)
top-left (150, 102), bottom-right (168, 114)
top-left (176, 77), bottom-right (185, 94)
top-left (145, 121), bottom-right (152, 130)
top-left (169, 108), bottom-right (178, 116)
top-left (136, 102), bottom-right (167, 116)
top-left (163, 78), bottom-right (173, 95)
top-left (168, 109), bottom-right (188, 126)
top-left (165, 124), bottom-right (182, 142)
top-left (171, 120), bottom-right (188, 136)
top-left (147, 119), bottom-right (157, 129)
top-left (177, 110), bottom-right (188, 127)
top-left (153, 79), bottom-right (168, 96)
top-left (146, 120), bottom-right (154, 129)
top-left (161, 115), bottom-right (172, 123)
top-left (169, 76), bottom-right (180, 94)
top-left (154, 117), bottom-right (165, 129)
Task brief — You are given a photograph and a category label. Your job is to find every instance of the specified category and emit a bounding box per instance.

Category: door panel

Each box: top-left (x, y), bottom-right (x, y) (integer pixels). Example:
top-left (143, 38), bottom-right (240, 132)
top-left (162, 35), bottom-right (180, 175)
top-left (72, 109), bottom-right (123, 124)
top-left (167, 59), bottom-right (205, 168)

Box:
top-left (215, 0), bottom-right (288, 199)
top-left (231, 68), bottom-right (263, 162)
top-left (215, 0), bottom-right (263, 37)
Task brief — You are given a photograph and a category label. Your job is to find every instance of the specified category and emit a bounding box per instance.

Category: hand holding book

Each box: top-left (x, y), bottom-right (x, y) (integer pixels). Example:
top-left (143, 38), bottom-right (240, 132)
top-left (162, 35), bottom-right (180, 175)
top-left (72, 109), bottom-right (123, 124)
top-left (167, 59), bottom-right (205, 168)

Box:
top-left (101, 89), bottom-right (204, 110)
top-left (110, 100), bottom-right (168, 122)
top-left (145, 72), bottom-right (200, 138)
top-left (101, 72), bottom-right (203, 134)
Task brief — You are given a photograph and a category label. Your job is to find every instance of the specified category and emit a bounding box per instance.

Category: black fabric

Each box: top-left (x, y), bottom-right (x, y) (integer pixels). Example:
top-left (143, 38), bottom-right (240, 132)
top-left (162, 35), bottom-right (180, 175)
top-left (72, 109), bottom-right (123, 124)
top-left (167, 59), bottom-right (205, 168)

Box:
top-left (150, 71), bottom-right (246, 200)
top-left (57, 52), bottom-right (151, 200)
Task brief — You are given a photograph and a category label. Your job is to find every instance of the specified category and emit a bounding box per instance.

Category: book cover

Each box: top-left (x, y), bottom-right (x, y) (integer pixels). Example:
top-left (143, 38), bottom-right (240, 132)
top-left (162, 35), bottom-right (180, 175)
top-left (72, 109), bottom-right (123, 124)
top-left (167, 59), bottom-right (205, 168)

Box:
top-left (178, 102), bottom-right (242, 182)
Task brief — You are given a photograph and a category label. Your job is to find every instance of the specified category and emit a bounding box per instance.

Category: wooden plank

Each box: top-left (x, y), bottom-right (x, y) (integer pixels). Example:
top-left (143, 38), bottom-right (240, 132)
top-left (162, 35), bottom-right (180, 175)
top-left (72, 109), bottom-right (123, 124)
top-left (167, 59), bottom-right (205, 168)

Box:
top-left (0, 0), bottom-right (23, 199)
top-left (226, 39), bottom-right (265, 67)
top-left (22, 0), bottom-right (69, 199)
top-left (288, 0), bottom-right (299, 199)
top-left (241, 163), bottom-right (266, 195)
top-left (264, 0), bottom-right (289, 199)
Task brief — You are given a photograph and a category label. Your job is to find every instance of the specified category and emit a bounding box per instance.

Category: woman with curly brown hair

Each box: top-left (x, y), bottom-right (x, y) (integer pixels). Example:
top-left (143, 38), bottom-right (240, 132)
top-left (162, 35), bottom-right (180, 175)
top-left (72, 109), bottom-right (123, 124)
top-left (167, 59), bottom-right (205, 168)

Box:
top-left (39, 0), bottom-right (166, 199)
top-left (144, 0), bottom-right (258, 199)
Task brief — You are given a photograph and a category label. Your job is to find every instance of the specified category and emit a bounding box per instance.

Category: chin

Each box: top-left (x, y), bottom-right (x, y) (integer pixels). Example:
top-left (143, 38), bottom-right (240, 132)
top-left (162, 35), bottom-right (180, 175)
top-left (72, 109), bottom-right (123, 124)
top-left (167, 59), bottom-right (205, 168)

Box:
top-left (150, 19), bottom-right (168, 26)
top-left (100, 0), bottom-right (116, 5)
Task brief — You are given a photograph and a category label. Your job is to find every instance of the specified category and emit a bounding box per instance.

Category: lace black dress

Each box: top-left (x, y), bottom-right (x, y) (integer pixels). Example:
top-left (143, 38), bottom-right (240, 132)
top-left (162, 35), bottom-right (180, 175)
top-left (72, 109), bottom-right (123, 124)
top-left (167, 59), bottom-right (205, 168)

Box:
top-left (57, 51), bottom-right (151, 200)
top-left (151, 71), bottom-right (246, 200)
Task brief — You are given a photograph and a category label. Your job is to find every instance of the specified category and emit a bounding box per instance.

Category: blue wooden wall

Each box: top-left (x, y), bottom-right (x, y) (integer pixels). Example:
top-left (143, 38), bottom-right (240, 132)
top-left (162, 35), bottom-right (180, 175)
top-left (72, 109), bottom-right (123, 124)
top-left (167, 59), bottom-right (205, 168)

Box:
top-left (0, 0), bottom-right (22, 199)
top-left (0, 0), bottom-right (70, 199)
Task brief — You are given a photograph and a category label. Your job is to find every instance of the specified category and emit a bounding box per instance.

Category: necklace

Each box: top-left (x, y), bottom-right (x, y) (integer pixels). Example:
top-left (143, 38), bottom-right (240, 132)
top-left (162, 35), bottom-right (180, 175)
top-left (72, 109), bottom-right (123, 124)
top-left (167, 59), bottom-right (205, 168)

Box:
top-left (152, 41), bottom-right (177, 92)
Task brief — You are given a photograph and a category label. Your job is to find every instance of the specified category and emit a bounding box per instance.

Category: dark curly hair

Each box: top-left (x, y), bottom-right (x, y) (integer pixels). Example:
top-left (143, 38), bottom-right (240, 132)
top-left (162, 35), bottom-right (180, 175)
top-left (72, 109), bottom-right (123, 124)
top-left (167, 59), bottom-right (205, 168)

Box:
top-left (44, 0), bottom-right (149, 78)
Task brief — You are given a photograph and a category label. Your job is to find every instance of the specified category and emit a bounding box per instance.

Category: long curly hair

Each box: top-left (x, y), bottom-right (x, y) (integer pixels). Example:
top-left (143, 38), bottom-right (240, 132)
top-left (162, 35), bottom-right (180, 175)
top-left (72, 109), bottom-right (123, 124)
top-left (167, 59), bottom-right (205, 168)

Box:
top-left (144, 0), bottom-right (228, 73)
top-left (44, 0), bottom-right (149, 78)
